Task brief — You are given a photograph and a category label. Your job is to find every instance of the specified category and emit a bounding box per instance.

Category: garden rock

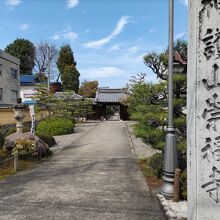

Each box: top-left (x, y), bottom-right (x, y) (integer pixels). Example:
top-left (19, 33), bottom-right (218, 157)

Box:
top-left (4, 132), bottom-right (48, 154)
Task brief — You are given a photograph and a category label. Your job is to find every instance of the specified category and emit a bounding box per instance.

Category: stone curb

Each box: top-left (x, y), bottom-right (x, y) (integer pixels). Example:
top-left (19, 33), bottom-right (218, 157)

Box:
top-left (124, 121), bottom-right (137, 159)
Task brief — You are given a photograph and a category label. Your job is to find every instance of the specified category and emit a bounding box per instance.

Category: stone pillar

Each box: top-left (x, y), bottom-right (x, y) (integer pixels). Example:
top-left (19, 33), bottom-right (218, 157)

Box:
top-left (13, 104), bottom-right (26, 133)
top-left (188, 1), bottom-right (220, 219)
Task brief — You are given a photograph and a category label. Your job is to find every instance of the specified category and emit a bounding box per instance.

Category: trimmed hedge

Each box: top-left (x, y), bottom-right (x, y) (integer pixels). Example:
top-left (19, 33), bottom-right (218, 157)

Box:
top-left (36, 117), bottom-right (75, 136)
top-left (35, 132), bottom-right (56, 148)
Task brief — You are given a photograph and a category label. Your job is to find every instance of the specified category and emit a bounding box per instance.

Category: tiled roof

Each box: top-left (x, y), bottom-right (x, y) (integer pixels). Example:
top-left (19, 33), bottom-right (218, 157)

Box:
top-left (55, 92), bottom-right (83, 100)
top-left (20, 75), bottom-right (47, 85)
top-left (174, 52), bottom-right (187, 65)
top-left (20, 75), bottom-right (36, 84)
top-left (95, 88), bottom-right (128, 103)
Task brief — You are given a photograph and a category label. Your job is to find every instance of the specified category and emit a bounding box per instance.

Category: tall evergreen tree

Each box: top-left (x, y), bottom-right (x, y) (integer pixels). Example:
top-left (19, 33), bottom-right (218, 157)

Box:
top-left (56, 44), bottom-right (80, 92)
top-left (61, 65), bottom-right (80, 92)
top-left (5, 38), bottom-right (36, 74)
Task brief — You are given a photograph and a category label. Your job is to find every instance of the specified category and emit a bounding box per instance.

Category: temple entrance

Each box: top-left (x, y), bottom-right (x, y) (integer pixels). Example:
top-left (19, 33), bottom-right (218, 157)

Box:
top-left (93, 88), bottom-right (129, 121)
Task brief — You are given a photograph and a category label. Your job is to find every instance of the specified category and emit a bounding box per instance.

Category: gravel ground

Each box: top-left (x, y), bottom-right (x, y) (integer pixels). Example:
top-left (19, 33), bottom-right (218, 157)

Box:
top-left (125, 121), bottom-right (187, 220)
top-left (125, 121), bottom-right (161, 159)
top-left (157, 194), bottom-right (187, 220)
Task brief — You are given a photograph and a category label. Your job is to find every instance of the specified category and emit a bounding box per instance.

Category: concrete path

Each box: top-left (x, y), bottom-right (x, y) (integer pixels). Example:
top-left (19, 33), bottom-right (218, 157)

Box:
top-left (0, 121), bottom-right (164, 220)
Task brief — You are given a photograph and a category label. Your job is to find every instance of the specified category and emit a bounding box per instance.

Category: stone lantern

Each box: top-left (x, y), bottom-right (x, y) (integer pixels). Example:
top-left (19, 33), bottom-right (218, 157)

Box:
top-left (12, 98), bottom-right (28, 133)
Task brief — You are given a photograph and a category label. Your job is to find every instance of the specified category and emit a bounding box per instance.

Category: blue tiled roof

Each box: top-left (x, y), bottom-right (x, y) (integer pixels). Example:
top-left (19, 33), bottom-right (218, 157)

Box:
top-left (20, 75), bottom-right (47, 85)
top-left (20, 75), bottom-right (36, 83)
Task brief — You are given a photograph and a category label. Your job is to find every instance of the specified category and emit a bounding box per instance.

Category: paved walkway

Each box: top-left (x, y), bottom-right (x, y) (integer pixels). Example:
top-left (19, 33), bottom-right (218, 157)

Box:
top-left (0, 121), bottom-right (164, 220)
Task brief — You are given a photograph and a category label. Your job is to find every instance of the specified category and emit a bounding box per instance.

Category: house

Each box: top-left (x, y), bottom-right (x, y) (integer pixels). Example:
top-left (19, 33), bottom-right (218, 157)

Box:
top-left (173, 52), bottom-right (187, 73)
top-left (20, 75), bottom-right (47, 105)
top-left (20, 75), bottom-right (63, 105)
top-left (0, 49), bottom-right (20, 107)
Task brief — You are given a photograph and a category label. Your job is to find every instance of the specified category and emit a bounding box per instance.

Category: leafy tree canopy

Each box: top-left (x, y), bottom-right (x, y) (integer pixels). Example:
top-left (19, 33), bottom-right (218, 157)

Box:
top-left (78, 80), bottom-right (98, 98)
top-left (5, 38), bottom-right (35, 74)
top-left (143, 39), bottom-right (187, 80)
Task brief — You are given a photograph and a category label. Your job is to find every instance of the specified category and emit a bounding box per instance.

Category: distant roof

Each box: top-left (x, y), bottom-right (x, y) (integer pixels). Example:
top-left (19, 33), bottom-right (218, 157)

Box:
top-left (95, 88), bottom-right (128, 103)
top-left (0, 49), bottom-right (20, 64)
top-left (20, 75), bottom-right (36, 84)
top-left (174, 52), bottom-right (187, 65)
top-left (55, 92), bottom-right (83, 100)
top-left (20, 75), bottom-right (47, 85)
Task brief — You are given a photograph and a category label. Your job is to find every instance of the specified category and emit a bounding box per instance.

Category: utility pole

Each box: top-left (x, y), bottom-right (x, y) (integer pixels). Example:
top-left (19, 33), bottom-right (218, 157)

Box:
top-left (160, 0), bottom-right (178, 198)
top-left (47, 46), bottom-right (51, 91)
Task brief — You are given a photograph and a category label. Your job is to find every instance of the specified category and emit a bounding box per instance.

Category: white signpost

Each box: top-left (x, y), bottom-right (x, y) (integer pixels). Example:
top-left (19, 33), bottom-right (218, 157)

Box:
top-left (188, 1), bottom-right (220, 219)
top-left (29, 105), bottom-right (35, 135)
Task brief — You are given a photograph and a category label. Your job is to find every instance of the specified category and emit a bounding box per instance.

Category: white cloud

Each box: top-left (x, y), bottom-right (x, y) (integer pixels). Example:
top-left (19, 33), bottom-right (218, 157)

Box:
top-left (149, 28), bottom-right (156, 33)
top-left (81, 66), bottom-right (126, 78)
top-left (51, 33), bottom-right (60, 40)
top-left (178, 0), bottom-right (188, 6)
top-left (18, 23), bottom-right (29, 30)
top-left (110, 44), bottom-right (121, 51)
top-left (127, 46), bottom-right (139, 53)
top-left (84, 16), bottom-right (132, 48)
top-left (63, 31), bottom-right (78, 40)
top-left (51, 26), bottom-right (78, 40)
top-left (6, 0), bottom-right (22, 6)
top-left (67, 0), bottom-right (79, 9)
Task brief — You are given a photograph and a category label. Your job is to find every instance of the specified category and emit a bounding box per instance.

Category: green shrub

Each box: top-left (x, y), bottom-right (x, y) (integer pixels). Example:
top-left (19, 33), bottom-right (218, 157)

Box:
top-left (180, 170), bottom-right (187, 200)
top-left (36, 117), bottom-right (75, 136)
top-left (177, 139), bottom-right (186, 152)
top-left (35, 132), bottom-right (56, 147)
top-left (174, 116), bottom-right (186, 134)
top-left (0, 131), bottom-right (5, 148)
top-left (134, 124), bottom-right (165, 150)
top-left (148, 153), bottom-right (163, 178)
top-left (154, 141), bottom-right (165, 151)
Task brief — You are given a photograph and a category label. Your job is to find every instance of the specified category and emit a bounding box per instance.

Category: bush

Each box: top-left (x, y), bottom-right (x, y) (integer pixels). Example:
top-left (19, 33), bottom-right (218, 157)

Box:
top-left (0, 131), bottom-right (5, 148)
top-left (154, 141), bottom-right (165, 151)
top-left (134, 123), bottom-right (165, 150)
top-left (35, 132), bottom-right (56, 147)
top-left (148, 153), bottom-right (163, 178)
top-left (36, 117), bottom-right (75, 136)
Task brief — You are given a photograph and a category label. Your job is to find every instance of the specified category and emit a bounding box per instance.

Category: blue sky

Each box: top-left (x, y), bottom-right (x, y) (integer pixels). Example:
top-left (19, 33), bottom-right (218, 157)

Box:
top-left (0, 0), bottom-right (188, 88)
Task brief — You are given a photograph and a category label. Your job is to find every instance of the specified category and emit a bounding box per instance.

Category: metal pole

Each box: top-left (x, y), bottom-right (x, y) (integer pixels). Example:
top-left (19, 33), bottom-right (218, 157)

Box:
top-left (47, 46), bottom-right (51, 91)
top-left (160, 0), bottom-right (178, 198)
